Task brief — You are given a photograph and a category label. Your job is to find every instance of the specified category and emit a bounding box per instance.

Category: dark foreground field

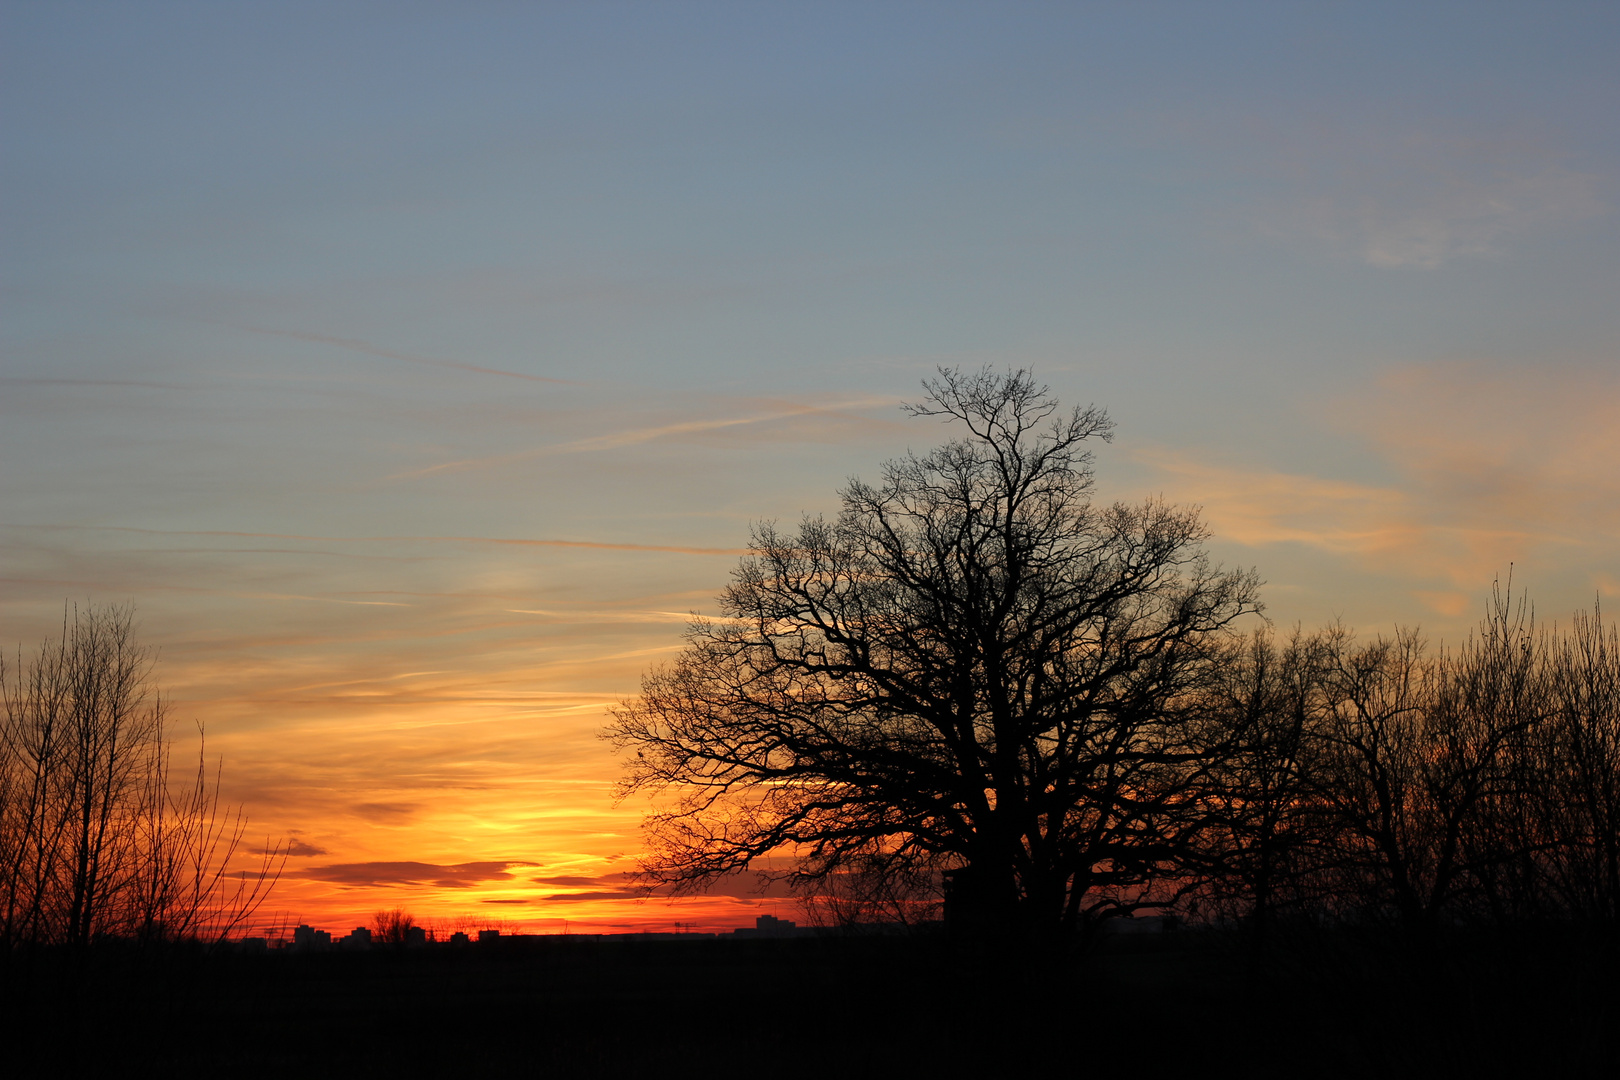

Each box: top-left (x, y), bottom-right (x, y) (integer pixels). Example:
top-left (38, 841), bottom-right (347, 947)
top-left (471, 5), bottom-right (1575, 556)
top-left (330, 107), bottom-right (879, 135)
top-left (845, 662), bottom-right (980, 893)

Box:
top-left (4, 928), bottom-right (1616, 1078)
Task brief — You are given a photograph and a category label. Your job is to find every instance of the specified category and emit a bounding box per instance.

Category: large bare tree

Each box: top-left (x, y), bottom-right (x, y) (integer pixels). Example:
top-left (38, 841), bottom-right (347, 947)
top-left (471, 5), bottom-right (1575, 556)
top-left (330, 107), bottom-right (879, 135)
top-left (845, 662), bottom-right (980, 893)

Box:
top-left (608, 368), bottom-right (1262, 938)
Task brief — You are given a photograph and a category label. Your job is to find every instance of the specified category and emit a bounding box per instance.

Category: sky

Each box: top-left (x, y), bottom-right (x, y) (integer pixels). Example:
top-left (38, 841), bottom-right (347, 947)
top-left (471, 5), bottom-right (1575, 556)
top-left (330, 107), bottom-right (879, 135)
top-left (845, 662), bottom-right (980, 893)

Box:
top-left (3, 1), bottom-right (1617, 934)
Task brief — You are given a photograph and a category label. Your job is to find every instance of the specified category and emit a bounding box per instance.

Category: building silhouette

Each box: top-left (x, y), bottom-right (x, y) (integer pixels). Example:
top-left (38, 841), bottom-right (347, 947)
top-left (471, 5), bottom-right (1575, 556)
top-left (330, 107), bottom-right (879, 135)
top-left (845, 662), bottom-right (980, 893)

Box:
top-left (732, 914), bottom-right (804, 938)
top-left (292, 924), bottom-right (332, 949)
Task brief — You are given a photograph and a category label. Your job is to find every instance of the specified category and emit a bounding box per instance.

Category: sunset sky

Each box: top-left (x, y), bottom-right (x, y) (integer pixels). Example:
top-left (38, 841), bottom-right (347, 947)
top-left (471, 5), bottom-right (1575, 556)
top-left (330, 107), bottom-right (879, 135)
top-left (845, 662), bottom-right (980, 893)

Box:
top-left (3, 2), bottom-right (1617, 935)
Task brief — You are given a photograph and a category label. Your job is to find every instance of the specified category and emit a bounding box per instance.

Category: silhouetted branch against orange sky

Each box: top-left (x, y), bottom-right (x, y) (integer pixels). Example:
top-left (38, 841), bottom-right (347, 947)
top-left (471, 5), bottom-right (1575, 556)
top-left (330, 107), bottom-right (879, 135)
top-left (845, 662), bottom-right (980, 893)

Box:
top-left (0, 605), bottom-right (284, 948)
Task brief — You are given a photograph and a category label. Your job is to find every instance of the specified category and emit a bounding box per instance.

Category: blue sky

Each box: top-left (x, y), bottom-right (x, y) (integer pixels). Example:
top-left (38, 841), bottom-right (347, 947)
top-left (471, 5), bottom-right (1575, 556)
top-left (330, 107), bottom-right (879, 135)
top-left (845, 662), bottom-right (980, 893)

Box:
top-left (3, 1), bottom-right (1617, 928)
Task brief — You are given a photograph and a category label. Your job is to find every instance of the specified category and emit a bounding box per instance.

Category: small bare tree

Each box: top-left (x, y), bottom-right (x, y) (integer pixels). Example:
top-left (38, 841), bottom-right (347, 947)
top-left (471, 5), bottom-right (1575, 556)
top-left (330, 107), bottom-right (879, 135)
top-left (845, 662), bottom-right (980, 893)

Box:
top-left (127, 724), bottom-right (286, 945)
top-left (0, 604), bottom-right (284, 959)
top-left (372, 907), bottom-right (418, 946)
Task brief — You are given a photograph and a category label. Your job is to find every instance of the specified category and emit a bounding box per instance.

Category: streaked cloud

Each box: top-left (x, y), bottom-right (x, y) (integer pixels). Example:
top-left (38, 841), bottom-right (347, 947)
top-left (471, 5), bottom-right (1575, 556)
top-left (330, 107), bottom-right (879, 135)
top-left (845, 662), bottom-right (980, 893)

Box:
top-left (0, 376), bottom-right (191, 390)
top-left (1139, 361), bottom-right (1620, 617)
top-left (394, 396), bottom-right (901, 479)
top-left (9, 524), bottom-right (747, 557)
top-left (351, 802), bottom-right (422, 824)
top-left (241, 326), bottom-right (579, 385)
top-left (535, 890), bottom-right (644, 903)
top-left (532, 875), bottom-right (611, 887)
top-left (297, 860), bottom-right (542, 889)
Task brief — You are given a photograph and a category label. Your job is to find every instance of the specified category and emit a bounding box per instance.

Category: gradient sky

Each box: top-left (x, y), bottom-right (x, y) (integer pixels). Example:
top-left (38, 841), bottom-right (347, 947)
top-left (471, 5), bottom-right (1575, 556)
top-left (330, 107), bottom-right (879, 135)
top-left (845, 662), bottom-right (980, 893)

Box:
top-left (4, 2), bottom-right (1617, 934)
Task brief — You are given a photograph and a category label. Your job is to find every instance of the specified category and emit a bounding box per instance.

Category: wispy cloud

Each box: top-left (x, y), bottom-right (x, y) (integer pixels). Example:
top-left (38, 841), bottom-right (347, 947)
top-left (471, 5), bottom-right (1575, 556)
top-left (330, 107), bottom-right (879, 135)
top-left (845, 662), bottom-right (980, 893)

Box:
top-left (505, 609), bottom-right (704, 624)
top-left (1268, 166), bottom-right (1602, 269)
top-left (535, 889), bottom-right (643, 903)
top-left (1244, 124), bottom-right (1605, 268)
top-left (7, 524), bottom-right (746, 557)
top-left (351, 803), bottom-right (421, 824)
top-left (1139, 361), bottom-right (1620, 598)
top-left (241, 326), bottom-right (578, 384)
top-left (0, 376), bottom-right (191, 390)
top-left (296, 860), bottom-right (541, 889)
top-left (265, 594), bottom-right (413, 607)
top-left (393, 396), bottom-right (899, 479)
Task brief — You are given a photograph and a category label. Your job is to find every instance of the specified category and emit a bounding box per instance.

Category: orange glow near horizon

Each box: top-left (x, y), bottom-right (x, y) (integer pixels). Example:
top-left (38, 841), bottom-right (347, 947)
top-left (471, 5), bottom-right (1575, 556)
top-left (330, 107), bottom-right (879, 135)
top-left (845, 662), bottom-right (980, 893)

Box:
top-left (2, 386), bottom-right (925, 938)
top-left (141, 542), bottom-right (809, 937)
top-left (6, 366), bottom-right (1618, 938)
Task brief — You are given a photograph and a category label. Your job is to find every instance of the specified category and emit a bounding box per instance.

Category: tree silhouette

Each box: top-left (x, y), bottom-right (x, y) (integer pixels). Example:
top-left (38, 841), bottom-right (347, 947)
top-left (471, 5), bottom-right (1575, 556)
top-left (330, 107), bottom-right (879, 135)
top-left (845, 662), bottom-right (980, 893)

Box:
top-left (1193, 585), bottom-right (1620, 945)
top-left (0, 603), bottom-right (282, 957)
top-left (372, 907), bottom-right (417, 946)
top-left (608, 368), bottom-right (1262, 938)
top-left (1537, 604), bottom-right (1620, 932)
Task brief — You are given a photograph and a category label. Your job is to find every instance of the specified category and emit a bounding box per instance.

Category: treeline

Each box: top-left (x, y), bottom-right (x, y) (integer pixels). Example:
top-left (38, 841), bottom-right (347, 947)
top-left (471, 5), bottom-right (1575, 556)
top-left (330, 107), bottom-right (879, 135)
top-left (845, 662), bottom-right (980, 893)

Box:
top-left (0, 604), bottom-right (280, 958)
top-left (1204, 583), bottom-right (1619, 944)
top-left (610, 370), bottom-right (1617, 953)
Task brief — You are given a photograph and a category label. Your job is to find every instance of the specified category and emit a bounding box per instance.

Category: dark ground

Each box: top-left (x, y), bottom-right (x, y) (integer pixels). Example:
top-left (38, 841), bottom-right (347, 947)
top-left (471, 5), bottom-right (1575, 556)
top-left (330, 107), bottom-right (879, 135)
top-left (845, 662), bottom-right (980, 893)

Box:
top-left (3, 927), bottom-right (1616, 1078)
